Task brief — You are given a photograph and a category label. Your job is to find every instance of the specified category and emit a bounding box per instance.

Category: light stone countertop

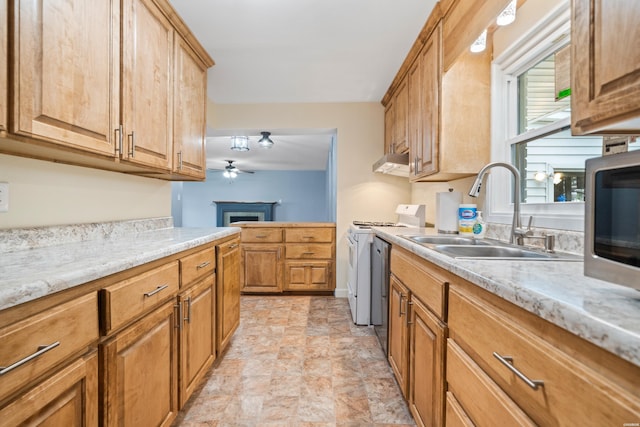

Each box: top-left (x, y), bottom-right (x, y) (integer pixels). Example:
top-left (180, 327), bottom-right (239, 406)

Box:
top-left (0, 226), bottom-right (240, 311)
top-left (373, 227), bottom-right (640, 368)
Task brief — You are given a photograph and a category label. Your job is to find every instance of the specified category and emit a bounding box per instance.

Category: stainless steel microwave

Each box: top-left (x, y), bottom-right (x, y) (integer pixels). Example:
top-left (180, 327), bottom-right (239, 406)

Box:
top-left (584, 150), bottom-right (640, 290)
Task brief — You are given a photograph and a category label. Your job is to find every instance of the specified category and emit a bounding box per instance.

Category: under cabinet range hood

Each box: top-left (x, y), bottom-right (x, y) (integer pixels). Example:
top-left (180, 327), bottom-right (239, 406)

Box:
top-left (372, 152), bottom-right (410, 176)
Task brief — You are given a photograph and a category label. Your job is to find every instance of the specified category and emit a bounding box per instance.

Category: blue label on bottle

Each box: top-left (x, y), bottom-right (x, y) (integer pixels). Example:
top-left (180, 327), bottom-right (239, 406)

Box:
top-left (459, 207), bottom-right (477, 220)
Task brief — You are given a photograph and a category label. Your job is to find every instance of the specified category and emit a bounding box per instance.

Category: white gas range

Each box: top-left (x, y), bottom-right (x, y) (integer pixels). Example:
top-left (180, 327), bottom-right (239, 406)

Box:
top-left (346, 204), bottom-right (425, 325)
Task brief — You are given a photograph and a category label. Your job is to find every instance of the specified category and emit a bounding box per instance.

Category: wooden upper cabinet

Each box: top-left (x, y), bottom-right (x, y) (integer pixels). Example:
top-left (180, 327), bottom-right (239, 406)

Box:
top-left (121, 0), bottom-right (173, 171)
top-left (384, 100), bottom-right (395, 154)
top-left (0, 0), bottom-right (7, 133)
top-left (571, 0), bottom-right (640, 134)
top-left (393, 79), bottom-right (409, 154)
top-left (173, 37), bottom-right (208, 179)
top-left (12, 0), bottom-right (119, 155)
top-left (413, 23), bottom-right (441, 180)
top-left (407, 55), bottom-right (422, 176)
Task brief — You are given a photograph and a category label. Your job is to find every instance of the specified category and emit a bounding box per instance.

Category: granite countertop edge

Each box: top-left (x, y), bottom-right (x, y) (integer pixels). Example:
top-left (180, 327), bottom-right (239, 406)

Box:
top-left (0, 227), bottom-right (240, 311)
top-left (374, 227), bottom-right (640, 368)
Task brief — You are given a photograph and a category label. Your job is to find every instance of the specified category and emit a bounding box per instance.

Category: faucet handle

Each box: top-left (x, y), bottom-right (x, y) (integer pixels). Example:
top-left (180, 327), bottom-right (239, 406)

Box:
top-left (526, 215), bottom-right (533, 231)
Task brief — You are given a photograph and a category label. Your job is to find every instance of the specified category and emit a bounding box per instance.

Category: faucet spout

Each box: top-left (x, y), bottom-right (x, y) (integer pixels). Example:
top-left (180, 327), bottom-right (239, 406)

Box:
top-left (468, 162), bottom-right (522, 245)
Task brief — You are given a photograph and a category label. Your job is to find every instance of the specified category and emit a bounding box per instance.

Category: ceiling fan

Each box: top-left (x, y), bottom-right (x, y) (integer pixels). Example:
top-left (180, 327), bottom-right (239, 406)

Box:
top-left (208, 160), bottom-right (254, 179)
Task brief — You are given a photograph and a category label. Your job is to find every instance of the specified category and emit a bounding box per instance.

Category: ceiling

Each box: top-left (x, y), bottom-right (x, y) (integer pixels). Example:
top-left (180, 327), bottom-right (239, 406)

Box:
top-left (169, 0), bottom-right (437, 172)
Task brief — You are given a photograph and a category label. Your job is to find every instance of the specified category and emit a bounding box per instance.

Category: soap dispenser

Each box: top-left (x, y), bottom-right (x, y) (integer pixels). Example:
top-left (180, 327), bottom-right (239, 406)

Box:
top-left (473, 211), bottom-right (487, 239)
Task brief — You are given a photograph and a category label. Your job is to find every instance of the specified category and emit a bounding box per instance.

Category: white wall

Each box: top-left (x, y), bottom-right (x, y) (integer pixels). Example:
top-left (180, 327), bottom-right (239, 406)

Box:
top-left (209, 101), bottom-right (411, 296)
top-left (0, 153), bottom-right (171, 229)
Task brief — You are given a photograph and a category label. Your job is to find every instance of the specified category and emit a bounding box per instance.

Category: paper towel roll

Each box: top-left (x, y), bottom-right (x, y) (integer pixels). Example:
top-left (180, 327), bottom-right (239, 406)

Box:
top-left (436, 191), bottom-right (462, 234)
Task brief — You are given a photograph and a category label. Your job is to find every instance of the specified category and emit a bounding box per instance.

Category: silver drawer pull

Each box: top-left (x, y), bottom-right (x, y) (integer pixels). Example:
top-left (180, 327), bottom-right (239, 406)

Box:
top-left (229, 243), bottom-right (239, 249)
top-left (256, 235), bottom-right (267, 238)
top-left (303, 236), bottom-right (314, 239)
top-left (144, 284), bottom-right (169, 297)
top-left (493, 352), bottom-right (544, 390)
top-left (0, 342), bottom-right (61, 375)
top-left (196, 261), bottom-right (211, 269)
top-left (302, 252), bottom-right (315, 256)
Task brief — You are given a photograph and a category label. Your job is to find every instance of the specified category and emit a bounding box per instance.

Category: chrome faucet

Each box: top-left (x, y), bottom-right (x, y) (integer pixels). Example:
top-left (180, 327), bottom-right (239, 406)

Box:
top-left (468, 162), bottom-right (525, 245)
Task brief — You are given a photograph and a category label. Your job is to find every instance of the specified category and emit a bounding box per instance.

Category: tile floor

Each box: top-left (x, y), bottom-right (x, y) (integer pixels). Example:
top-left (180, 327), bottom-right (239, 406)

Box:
top-left (172, 295), bottom-right (416, 427)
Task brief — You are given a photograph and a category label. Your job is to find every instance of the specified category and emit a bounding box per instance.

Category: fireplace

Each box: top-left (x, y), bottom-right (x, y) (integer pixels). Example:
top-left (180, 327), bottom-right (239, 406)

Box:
top-left (214, 201), bottom-right (276, 227)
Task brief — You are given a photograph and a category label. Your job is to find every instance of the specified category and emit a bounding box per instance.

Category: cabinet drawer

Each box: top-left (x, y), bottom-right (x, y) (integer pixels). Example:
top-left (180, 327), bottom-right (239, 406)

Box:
top-left (285, 243), bottom-right (333, 259)
top-left (0, 292), bottom-right (98, 403)
top-left (446, 339), bottom-right (535, 427)
top-left (445, 392), bottom-right (474, 427)
top-left (285, 227), bottom-right (333, 243)
top-left (180, 246), bottom-right (215, 287)
top-left (102, 261), bottom-right (179, 334)
top-left (449, 288), bottom-right (640, 426)
top-left (242, 228), bottom-right (283, 243)
top-left (390, 247), bottom-right (447, 319)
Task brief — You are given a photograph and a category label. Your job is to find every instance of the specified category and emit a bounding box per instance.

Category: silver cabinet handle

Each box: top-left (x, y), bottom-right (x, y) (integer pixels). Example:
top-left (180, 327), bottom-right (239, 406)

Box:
top-left (399, 293), bottom-right (405, 317)
top-left (493, 352), bottom-right (544, 390)
top-left (406, 300), bottom-right (414, 325)
top-left (229, 243), bottom-right (239, 249)
top-left (255, 235), bottom-right (267, 238)
top-left (0, 342), bottom-right (60, 375)
top-left (128, 131), bottom-right (135, 157)
top-left (302, 252), bottom-right (315, 256)
top-left (184, 297), bottom-right (192, 323)
top-left (196, 261), bottom-right (211, 270)
top-left (115, 125), bottom-right (123, 155)
top-left (177, 151), bottom-right (183, 170)
top-left (144, 284), bottom-right (168, 297)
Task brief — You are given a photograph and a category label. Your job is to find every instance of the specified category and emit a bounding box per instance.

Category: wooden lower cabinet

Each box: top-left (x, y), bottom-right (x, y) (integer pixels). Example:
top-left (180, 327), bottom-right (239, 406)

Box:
top-left (284, 260), bottom-right (331, 291)
top-left (216, 238), bottom-right (241, 354)
top-left (101, 300), bottom-right (179, 427)
top-left (0, 350), bottom-right (98, 426)
top-left (242, 244), bottom-right (282, 293)
top-left (408, 297), bottom-right (446, 427)
top-left (178, 275), bottom-right (216, 407)
top-left (388, 276), bottom-right (409, 397)
top-left (445, 392), bottom-right (474, 427)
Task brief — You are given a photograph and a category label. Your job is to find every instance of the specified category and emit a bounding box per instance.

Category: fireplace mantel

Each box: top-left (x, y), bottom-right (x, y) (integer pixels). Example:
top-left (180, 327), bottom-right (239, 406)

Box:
top-left (214, 201), bottom-right (277, 227)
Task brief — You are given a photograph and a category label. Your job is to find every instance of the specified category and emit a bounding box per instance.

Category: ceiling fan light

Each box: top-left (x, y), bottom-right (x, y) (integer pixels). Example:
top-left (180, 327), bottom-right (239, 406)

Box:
top-left (258, 131), bottom-right (274, 149)
top-left (230, 136), bottom-right (249, 151)
top-left (497, 0), bottom-right (517, 26)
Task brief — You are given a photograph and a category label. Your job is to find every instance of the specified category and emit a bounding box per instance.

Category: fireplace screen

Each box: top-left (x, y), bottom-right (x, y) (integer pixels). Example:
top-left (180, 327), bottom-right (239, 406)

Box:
top-left (215, 201), bottom-right (276, 226)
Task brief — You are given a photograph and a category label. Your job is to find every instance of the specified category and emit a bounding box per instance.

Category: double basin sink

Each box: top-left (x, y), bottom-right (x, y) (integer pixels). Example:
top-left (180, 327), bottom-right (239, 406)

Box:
top-left (401, 235), bottom-right (582, 261)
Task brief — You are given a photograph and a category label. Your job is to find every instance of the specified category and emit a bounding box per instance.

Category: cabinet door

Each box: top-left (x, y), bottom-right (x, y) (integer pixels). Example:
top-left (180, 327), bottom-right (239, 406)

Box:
top-left (242, 244), bottom-right (282, 293)
top-left (0, 351), bottom-right (98, 427)
top-left (216, 238), bottom-right (241, 354)
top-left (179, 276), bottom-right (216, 408)
top-left (384, 102), bottom-right (394, 154)
top-left (121, 0), bottom-right (173, 170)
top-left (408, 297), bottom-right (446, 427)
top-left (445, 392), bottom-right (475, 427)
top-left (408, 56), bottom-right (422, 177)
top-left (0, 0), bottom-right (7, 133)
top-left (12, 0), bottom-right (118, 155)
top-left (102, 301), bottom-right (178, 427)
top-left (284, 260), bottom-right (332, 291)
top-left (388, 276), bottom-right (409, 398)
top-left (572, 0), bottom-right (640, 134)
top-left (393, 79), bottom-right (409, 154)
top-left (173, 36), bottom-right (207, 179)
top-left (415, 22), bottom-right (441, 179)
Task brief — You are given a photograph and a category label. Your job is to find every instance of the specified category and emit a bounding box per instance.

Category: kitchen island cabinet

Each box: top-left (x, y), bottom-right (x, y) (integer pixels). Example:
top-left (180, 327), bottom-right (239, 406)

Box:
top-left (2, 0), bottom-right (213, 181)
top-left (237, 222), bottom-right (336, 294)
top-left (216, 237), bottom-right (241, 354)
top-left (0, 221), bottom-right (241, 426)
top-left (571, 0), bottom-right (640, 135)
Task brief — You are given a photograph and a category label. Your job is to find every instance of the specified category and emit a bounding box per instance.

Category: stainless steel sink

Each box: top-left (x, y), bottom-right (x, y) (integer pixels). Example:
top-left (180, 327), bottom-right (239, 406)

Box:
top-left (400, 234), bottom-right (582, 261)
top-left (432, 244), bottom-right (582, 261)
top-left (402, 235), bottom-right (492, 245)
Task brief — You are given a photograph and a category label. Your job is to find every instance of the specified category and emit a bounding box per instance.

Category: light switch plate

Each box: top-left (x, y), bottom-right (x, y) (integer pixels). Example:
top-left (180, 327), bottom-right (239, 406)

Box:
top-left (0, 182), bottom-right (9, 212)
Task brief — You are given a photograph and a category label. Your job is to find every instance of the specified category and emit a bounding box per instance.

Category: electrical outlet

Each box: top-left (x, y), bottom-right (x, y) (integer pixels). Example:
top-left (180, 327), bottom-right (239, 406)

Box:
top-left (0, 182), bottom-right (9, 212)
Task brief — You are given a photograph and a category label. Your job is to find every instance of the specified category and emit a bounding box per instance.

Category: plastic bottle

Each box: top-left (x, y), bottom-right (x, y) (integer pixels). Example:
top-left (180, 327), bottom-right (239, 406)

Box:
top-left (473, 211), bottom-right (487, 239)
top-left (458, 204), bottom-right (477, 236)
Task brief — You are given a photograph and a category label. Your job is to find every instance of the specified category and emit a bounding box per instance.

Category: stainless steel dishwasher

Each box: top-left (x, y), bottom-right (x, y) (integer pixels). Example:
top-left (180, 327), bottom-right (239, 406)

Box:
top-left (371, 236), bottom-right (390, 355)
